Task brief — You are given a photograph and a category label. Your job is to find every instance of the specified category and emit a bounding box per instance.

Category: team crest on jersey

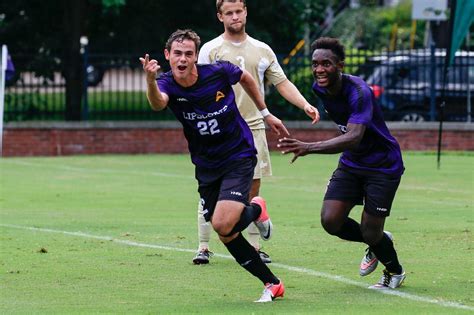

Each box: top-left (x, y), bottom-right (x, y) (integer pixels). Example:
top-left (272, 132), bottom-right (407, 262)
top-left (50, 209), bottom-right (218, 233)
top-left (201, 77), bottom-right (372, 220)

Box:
top-left (215, 91), bottom-right (225, 102)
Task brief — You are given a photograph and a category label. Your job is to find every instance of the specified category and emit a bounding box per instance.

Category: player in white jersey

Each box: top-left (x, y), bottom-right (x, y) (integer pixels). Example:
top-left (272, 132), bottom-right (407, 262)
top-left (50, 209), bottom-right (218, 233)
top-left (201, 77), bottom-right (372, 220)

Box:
top-left (192, 0), bottom-right (320, 265)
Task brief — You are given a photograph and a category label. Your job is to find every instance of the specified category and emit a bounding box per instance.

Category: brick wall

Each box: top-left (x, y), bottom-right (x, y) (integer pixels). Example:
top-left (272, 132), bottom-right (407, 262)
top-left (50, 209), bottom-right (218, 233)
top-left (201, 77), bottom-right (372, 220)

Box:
top-left (2, 121), bottom-right (473, 157)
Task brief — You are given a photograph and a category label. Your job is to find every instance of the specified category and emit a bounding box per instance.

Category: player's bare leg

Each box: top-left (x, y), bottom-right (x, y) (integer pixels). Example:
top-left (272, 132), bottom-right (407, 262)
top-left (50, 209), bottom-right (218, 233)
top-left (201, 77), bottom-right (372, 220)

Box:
top-left (320, 200), bottom-right (359, 238)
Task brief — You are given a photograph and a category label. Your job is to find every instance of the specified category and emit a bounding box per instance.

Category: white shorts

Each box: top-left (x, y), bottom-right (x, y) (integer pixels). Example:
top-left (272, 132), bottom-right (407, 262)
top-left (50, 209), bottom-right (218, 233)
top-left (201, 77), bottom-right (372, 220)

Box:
top-left (251, 129), bottom-right (272, 179)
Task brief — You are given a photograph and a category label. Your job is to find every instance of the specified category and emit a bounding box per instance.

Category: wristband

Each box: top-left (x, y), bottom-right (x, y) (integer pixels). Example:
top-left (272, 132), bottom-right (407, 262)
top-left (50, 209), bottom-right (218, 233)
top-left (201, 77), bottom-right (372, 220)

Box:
top-left (260, 108), bottom-right (270, 118)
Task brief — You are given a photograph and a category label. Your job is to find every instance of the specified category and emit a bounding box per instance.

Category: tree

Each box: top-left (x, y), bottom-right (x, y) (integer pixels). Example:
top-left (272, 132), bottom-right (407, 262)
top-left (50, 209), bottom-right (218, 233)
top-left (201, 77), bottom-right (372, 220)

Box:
top-left (62, 0), bottom-right (85, 120)
top-left (326, 1), bottom-right (426, 50)
top-left (0, 0), bottom-right (125, 120)
top-left (1, 0), bottom-right (328, 120)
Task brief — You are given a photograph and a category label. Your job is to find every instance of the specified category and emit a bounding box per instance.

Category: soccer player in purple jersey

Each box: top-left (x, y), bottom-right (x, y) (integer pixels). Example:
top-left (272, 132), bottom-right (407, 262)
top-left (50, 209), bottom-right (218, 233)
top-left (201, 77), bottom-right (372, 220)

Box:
top-left (278, 37), bottom-right (406, 290)
top-left (139, 29), bottom-right (285, 302)
top-left (193, 0), bottom-right (320, 266)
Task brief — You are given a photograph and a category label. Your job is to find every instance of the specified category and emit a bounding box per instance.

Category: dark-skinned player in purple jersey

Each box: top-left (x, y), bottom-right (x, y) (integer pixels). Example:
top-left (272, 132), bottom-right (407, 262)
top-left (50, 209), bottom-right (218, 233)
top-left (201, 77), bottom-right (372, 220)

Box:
top-left (139, 29), bottom-right (286, 302)
top-left (278, 37), bottom-right (406, 290)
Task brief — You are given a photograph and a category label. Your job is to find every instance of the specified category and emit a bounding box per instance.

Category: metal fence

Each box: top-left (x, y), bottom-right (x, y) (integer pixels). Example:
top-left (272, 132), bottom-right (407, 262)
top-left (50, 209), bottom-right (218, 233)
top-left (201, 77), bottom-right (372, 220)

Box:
top-left (4, 49), bottom-right (473, 122)
top-left (4, 53), bottom-right (167, 121)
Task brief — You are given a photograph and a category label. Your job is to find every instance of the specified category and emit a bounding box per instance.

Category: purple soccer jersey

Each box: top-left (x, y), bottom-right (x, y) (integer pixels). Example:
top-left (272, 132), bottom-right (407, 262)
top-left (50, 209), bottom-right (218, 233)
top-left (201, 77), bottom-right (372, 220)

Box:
top-left (313, 74), bottom-right (404, 175)
top-left (157, 61), bottom-right (256, 168)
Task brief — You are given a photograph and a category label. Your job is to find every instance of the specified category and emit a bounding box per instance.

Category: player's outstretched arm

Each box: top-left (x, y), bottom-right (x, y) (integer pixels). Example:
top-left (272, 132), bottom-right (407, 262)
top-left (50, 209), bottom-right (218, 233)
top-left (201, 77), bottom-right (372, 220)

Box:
top-left (139, 54), bottom-right (169, 111)
top-left (275, 79), bottom-right (320, 124)
top-left (239, 70), bottom-right (290, 136)
top-left (277, 123), bottom-right (366, 163)
top-left (276, 137), bottom-right (311, 163)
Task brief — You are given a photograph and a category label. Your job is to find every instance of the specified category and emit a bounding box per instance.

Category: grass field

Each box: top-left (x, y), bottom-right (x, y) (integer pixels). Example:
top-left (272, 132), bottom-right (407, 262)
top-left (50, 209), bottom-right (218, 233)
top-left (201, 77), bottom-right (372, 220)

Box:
top-left (1, 152), bottom-right (473, 314)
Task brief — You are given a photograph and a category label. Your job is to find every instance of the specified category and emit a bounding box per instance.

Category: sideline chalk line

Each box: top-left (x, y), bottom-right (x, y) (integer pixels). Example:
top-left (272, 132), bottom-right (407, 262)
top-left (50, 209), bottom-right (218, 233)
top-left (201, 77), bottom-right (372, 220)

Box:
top-left (1, 223), bottom-right (472, 312)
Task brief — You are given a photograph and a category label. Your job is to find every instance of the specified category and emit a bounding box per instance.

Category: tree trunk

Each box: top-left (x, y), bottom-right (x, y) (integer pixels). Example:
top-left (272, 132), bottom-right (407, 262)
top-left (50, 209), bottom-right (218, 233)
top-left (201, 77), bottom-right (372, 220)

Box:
top-left (63, 0), bottom-right (85, 121)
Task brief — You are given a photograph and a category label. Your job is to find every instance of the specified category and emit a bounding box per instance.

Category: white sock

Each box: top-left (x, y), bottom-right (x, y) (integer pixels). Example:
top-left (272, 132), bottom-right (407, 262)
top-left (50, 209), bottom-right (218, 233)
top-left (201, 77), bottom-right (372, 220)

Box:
top-left (197, 199), bottom-right (211, 251)
top-left (246, 222), bottom-right (260, 251)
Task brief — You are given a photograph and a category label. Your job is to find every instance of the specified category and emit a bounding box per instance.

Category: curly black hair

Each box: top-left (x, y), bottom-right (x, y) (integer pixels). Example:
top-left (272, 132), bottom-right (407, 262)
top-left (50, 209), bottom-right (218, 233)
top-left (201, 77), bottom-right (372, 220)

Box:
top-left (311, 37), bottom-right (345, 61)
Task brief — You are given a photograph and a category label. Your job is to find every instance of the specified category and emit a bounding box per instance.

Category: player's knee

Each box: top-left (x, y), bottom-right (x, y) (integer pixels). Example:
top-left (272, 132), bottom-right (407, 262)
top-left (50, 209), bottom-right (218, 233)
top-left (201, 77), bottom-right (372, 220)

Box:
top-left (320, 214), bottom-right (341, 235)
top-left (211, 219), bottom-right (233, 237)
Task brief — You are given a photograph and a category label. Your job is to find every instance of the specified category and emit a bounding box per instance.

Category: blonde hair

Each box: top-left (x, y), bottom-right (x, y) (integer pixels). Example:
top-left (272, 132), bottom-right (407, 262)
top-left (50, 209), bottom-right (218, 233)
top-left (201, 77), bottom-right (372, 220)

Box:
top-left (216, 0), bottom-right (246, 13)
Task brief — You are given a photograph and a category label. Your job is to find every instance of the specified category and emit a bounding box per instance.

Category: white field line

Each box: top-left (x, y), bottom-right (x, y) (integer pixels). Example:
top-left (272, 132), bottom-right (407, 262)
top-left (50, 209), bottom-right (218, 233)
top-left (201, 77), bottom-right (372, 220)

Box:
top-left (1, 223), bottom-right (473, 312)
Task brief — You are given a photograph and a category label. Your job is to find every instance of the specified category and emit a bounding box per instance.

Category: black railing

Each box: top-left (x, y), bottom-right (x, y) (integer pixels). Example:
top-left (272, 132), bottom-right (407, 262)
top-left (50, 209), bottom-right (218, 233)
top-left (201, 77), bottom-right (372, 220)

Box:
top-left (4, 49), bottom-right (473, 122)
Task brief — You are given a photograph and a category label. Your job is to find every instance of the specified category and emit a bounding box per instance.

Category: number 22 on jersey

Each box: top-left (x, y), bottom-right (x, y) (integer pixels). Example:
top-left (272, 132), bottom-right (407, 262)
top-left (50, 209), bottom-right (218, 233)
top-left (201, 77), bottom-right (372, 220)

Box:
top-left (197, 119), bottom-right (220, 135)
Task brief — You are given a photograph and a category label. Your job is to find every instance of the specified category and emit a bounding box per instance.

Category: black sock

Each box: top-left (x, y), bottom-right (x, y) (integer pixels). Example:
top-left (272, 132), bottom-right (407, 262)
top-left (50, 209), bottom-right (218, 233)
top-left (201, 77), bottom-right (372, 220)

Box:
top-left (224, 233), bottom-right (279, 285)
top-left (370, 233), bottom-right (403, 274)
top-left (334, 218), bottom-right (364, 242)
top-left (226, 203), bottom-right (261, 236)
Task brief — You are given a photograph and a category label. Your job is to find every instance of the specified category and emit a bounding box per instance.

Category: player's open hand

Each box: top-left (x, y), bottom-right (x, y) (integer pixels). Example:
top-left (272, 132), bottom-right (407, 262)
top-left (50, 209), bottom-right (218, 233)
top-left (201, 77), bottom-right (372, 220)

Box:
top-left (277, 137), bottom-right (310, 163)
top-left (264, 114), bottom-right (290, 137)
top-left (304, 104), bottom-right (320, 124)
top-left (139, 54), bottom-right (161, 84)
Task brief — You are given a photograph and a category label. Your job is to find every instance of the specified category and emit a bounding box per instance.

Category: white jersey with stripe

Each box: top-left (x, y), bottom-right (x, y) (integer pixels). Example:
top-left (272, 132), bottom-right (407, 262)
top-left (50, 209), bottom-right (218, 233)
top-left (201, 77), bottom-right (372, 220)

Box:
top-left (198, 35), bottom-right (287, 130)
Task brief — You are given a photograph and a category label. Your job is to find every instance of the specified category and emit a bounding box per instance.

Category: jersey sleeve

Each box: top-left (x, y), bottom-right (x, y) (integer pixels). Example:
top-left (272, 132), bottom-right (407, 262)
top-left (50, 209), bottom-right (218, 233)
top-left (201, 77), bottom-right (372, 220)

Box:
top-left (198, 42), bottom-right (211, 64)
top-left (264, 47), bottom-right (287, 86)
top-left (156, 75), bottom-right (171, 102)
top-left (219, 60), bottom-right (243, 85)
top-left (347, 84), bottom-right (374, 125)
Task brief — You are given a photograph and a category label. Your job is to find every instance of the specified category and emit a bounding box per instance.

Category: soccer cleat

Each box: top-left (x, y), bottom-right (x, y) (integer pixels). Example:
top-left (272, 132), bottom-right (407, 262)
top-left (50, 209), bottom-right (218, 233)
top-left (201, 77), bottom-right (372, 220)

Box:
top-left (192, 249), bottom-right (213, 265)
top-left (369, 269), bottom-right (406, 290)
top-left (359, 248), bottom-right (378, 276)
top-left (255, 280), bottom-right (285, 302)
top-left (251, 196), bottom-right (273, 241)
top-left (258, 250), bottom-right (272, 264)
top-left (359, 231), bottom-right (393, 276)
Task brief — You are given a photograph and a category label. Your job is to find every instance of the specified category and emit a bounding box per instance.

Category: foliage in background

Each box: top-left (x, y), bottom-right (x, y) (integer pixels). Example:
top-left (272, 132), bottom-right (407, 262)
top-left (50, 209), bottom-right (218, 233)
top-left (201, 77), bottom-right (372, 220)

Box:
top-left (0, 0), bottom-right (332, 121)
top-left (0, 0), bottom-right (333, 121)
top-left (4, 0), bottom-right (469, 122)
top-left (326, 0), bottom-right (426, 50)
top-left (0, 0), bottom-right (331, 58)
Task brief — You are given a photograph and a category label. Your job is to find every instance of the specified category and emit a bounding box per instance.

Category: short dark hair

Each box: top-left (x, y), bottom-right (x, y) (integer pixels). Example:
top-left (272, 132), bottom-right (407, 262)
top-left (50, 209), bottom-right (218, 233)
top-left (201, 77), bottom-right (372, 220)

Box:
top-left (216, 0), bottom-right (246, 13)
top-left (311, 37), bottom-right (345, 61)
top-left (165, 29), bottom-right (201, 53)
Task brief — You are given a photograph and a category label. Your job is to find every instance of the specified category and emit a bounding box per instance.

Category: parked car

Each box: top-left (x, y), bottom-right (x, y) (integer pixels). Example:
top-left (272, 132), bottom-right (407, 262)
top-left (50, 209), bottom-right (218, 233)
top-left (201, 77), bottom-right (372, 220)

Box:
top-left (362, 49), bottom-right (474, 122)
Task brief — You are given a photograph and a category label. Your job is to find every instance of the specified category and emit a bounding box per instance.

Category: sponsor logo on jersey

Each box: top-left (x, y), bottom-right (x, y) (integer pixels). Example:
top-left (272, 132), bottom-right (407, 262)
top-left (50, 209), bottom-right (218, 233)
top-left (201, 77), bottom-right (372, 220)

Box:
top-left (230, 191), bottom-right (243, 197)
top-left (376, 207), bottom-right (388, 212)
top-left (215, 91), bottom-right (225, 102)
top-left (182, 105), bottom-right (228, 121)
top-left (177, 98), bottom-right (189, 102)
